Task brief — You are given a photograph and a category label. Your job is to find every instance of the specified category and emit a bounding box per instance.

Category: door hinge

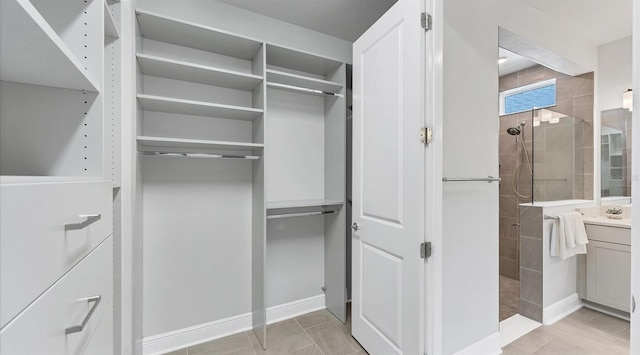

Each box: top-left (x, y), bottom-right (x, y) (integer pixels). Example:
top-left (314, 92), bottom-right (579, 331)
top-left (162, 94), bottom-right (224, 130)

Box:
top-left (421, 12), bottom-right (432, 31)
top-left (420, 242), bottom-right (432, 259)
top-left (420, 127), bottom-right (432, 145)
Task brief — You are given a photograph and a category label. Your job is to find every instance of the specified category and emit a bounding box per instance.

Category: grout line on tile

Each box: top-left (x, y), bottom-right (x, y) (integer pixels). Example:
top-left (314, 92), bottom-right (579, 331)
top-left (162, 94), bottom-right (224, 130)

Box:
top-left (243, 330), bottom-right (258, 355)
top-left (296, 316), bottom-right (336, 330)
top-left (294, 317), bottom-right (326, 355)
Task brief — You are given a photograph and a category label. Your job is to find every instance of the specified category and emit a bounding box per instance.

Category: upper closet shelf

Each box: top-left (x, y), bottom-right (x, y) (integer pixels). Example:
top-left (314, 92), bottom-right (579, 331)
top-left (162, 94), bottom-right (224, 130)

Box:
top-left (137, 94), bottom-right (263, 121)
top-left (266, 69), bottom-right (342, 94)
top-left (266, 199), bottom-right (344, 210)
top-left (104, 0), bottom-right (120, 39)
top-left (266, 44), bottom-right (343, 76)
top-left (0, 0), bottom-right (99, 92)
top-left (137, 54), bottom-right (263, 91)
top-left (137, 136), bottom-right (264, 152)
top-left (136, 9), bottom-right (263, 60)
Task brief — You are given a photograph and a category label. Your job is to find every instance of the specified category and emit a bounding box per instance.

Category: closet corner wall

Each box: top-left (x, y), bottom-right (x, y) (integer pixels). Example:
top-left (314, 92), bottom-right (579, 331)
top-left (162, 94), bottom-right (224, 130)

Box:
top-left (130, 8), bottom-right (347, 351)
top-left (0, 0), bottom-right (122, 352)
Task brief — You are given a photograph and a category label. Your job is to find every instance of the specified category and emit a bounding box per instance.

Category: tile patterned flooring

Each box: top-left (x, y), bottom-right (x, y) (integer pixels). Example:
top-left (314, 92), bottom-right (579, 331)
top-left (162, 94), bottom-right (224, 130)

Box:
top-left (502, 307), bottom-right (630, 354)
top-left (165, 308), bottom-right (366, 355)
top-left (500, 275), bottom-right (520, 321)
top-left (165, 292), bottom-right (630, 355)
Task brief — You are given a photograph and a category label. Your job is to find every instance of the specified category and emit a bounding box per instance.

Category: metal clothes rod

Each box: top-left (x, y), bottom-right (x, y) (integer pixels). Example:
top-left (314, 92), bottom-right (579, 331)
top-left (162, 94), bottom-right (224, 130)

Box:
top-left (442, 176), bottom-right (501, 183)
top-left (267, 210), bottom-right (337, 220)
top-left (266, 82), bottom-right (344, 97)
top-left (147, 152), bottom-right (260, 160)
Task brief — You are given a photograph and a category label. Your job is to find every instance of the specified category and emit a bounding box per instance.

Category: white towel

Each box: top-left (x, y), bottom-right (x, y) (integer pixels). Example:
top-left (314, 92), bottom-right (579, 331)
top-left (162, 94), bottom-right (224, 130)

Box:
top-left (550, 212), bottom-right (588, 260)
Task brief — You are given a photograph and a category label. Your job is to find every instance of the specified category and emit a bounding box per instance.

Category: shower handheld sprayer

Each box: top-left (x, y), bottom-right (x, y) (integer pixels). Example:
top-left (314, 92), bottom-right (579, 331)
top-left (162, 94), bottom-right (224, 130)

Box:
top-left (508, 122), bottom-right (533, 199)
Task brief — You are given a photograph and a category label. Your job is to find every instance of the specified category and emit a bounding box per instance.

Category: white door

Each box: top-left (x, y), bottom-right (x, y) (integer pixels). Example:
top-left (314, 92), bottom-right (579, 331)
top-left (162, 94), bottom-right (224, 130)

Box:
top-left (352, 0), bottom-right (426, 353)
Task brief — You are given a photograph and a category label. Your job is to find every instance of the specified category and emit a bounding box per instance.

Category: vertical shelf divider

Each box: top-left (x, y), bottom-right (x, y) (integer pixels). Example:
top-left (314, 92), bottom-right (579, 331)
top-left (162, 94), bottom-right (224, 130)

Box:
top-left (323, 63), bottom-right (348, 323)
top-left (251, 43), bottom-right (267, 350)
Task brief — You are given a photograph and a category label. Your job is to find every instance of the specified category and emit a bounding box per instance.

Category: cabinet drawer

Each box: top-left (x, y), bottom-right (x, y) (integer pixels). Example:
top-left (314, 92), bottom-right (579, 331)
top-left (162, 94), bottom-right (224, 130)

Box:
top-left (0, 180), bottom-right (112, 328)
top-left (0, 237), bottom-right (113, 354)
top-left (585, 224), bottom-right (631, 245)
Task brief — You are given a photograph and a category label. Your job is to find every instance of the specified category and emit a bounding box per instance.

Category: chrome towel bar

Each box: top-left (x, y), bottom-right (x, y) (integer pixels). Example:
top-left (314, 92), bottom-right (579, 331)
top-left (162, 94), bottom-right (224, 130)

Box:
top-left (544, 215), bottom-right (558, 220)
top-left (442, 176), bottom-right (501, 183)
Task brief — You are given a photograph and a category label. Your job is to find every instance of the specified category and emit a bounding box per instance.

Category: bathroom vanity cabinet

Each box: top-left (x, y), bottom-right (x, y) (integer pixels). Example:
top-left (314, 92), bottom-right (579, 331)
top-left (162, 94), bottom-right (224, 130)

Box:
top-left (581, 221), bottom-right (631, 313)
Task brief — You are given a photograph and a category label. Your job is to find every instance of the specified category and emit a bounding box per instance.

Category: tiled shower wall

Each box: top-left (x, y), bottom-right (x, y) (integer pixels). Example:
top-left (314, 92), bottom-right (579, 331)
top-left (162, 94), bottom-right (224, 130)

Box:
top-left (498, 65), bottom-right (594, 280)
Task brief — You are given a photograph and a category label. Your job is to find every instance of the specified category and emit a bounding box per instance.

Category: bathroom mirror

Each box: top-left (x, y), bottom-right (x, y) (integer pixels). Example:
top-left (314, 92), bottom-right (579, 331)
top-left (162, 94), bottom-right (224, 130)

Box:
top-left (601, 108), bottom-right (632, 197)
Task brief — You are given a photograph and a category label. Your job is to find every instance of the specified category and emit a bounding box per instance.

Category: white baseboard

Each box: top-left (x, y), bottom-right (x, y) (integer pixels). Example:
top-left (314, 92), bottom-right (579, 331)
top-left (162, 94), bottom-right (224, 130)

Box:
top-left (543, 293), bottom-right (583, 325)
top-left (141, 294), bottom-right (325, 355)
top-left (453, 332), bottom-right (501, 355)
top-left (266, 294), bottom-right (326, 324)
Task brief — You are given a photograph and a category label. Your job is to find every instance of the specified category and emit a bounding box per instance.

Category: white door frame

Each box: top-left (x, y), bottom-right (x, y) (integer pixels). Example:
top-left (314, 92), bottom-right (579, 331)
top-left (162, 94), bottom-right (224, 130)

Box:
top-left (630, 0), bottom-right (639, 352)
top-left (424, 0), bottom-right (444, 353)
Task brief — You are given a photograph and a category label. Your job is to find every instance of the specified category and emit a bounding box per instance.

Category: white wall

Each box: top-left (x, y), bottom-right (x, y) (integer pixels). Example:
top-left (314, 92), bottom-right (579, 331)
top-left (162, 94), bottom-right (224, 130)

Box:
top-left (442, 1), bottom-right (500, 353)
top-left (598, 36), bottom-right (633, 111)
top-left (135, 0), bottom-right (352, 64)
top-left (541, 202), bottom-right (594, 313)
top-left (441, 0), bottom-right (598, 353)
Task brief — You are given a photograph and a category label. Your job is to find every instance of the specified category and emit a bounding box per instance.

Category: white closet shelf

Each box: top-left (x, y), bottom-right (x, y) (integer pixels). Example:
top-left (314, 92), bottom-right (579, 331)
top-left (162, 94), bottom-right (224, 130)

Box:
top-left (266, 199), bottom-right (344, 210)
top-left (137, 54), bottom-right (263, 91)
top-left (0, 0), bottom-right (99, 92)
top-left (266, 69), bottom-right (342, 94)
top-left (137, 136), bottom-right (264, 152)
top-left (136, 9), bottom-right (263, 60)
top-left (137, 94), bottom-right (263, 120)
top-left (266, 44), bottom-right (343, 76)
top-left (104, 0), bottom-right (120, 39)
top-left (0, 176), bottom-right (106, 184)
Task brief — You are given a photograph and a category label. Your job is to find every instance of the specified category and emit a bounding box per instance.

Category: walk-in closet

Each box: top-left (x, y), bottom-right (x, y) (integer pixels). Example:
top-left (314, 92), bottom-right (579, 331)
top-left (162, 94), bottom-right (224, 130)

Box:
top-left (132, 6), bottom-right (347, 351)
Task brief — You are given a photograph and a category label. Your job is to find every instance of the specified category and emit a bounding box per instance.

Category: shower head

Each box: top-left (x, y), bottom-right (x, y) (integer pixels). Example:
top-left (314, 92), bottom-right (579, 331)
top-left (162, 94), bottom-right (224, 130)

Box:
top-left (506, 127), bottom-right (521, 136)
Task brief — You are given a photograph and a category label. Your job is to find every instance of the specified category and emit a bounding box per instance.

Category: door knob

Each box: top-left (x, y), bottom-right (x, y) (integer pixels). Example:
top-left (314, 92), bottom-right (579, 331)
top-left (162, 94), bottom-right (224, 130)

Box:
top-left (351, 222), bottom-right (360, 231)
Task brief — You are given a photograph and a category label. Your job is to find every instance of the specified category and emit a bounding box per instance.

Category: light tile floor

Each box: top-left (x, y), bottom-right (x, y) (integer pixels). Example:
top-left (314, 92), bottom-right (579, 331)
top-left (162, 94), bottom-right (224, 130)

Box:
top-left (502, 307), bottom-right (630, 354)
top-left (165, 308), bottom-right (366, 355)
top-left (165, 302), bottom-right (629, 355)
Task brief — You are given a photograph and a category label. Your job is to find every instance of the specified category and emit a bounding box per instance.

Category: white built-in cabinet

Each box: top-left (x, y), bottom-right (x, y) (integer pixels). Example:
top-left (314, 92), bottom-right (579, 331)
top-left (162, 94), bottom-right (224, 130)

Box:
top-left (133, 10), bottom-right (346, 349)
top-left (583, 223), bottom-right (631, 313)
top-left (0, 0), bottom-right (121, 352)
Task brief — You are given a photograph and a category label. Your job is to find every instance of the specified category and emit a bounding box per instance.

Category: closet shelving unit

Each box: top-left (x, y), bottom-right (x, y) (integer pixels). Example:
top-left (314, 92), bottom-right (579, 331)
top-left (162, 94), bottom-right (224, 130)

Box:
top-left (133, 10), bottom-right (345, 351)
top-left (262, 44), bottom-right (347, 348)
top-left (1, 0), bottom-right (120, 352)
top-left (135, 9), bottom-right (265, 157)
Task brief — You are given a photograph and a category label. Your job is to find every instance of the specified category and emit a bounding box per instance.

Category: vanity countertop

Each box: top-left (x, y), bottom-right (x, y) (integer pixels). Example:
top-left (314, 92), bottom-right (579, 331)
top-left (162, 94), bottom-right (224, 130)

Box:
top-left (582, 215), bottom-right (631, 229)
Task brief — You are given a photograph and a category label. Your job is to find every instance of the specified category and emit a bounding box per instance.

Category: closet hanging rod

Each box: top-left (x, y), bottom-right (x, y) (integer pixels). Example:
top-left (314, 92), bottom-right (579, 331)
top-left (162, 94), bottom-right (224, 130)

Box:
top-left (266, 82), bottom-right (344, 97)
top-left (145, 152), bottom-right (260, 160)
top-left (442, 176), bottom-right (501, 183)
top-left (267, 210), bottom-right (337, 220)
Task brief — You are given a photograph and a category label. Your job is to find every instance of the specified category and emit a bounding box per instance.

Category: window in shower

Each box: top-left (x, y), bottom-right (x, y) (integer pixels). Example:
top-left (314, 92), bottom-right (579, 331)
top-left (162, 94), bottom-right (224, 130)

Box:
top-left (499, 78), bottom-right (556, 115)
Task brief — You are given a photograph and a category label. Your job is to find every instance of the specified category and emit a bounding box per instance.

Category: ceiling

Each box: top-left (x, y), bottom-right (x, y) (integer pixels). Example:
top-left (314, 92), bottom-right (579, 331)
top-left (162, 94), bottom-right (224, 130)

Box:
top-left (216, 0), bottom-right (398, 42)
top-left (519, 0), bottom-right (632, 46)
top-left (498, 47), bottom-right (537, 76)
top-left (215, 0), bottom-right (632, 49)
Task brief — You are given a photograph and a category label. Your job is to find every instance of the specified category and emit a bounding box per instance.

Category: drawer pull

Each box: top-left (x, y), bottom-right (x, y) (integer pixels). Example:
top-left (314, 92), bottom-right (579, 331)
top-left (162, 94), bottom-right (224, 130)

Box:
top-left (65, 295), bottom-right (101, 335)
top-left (65, 214), bottom-right (101, 231)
